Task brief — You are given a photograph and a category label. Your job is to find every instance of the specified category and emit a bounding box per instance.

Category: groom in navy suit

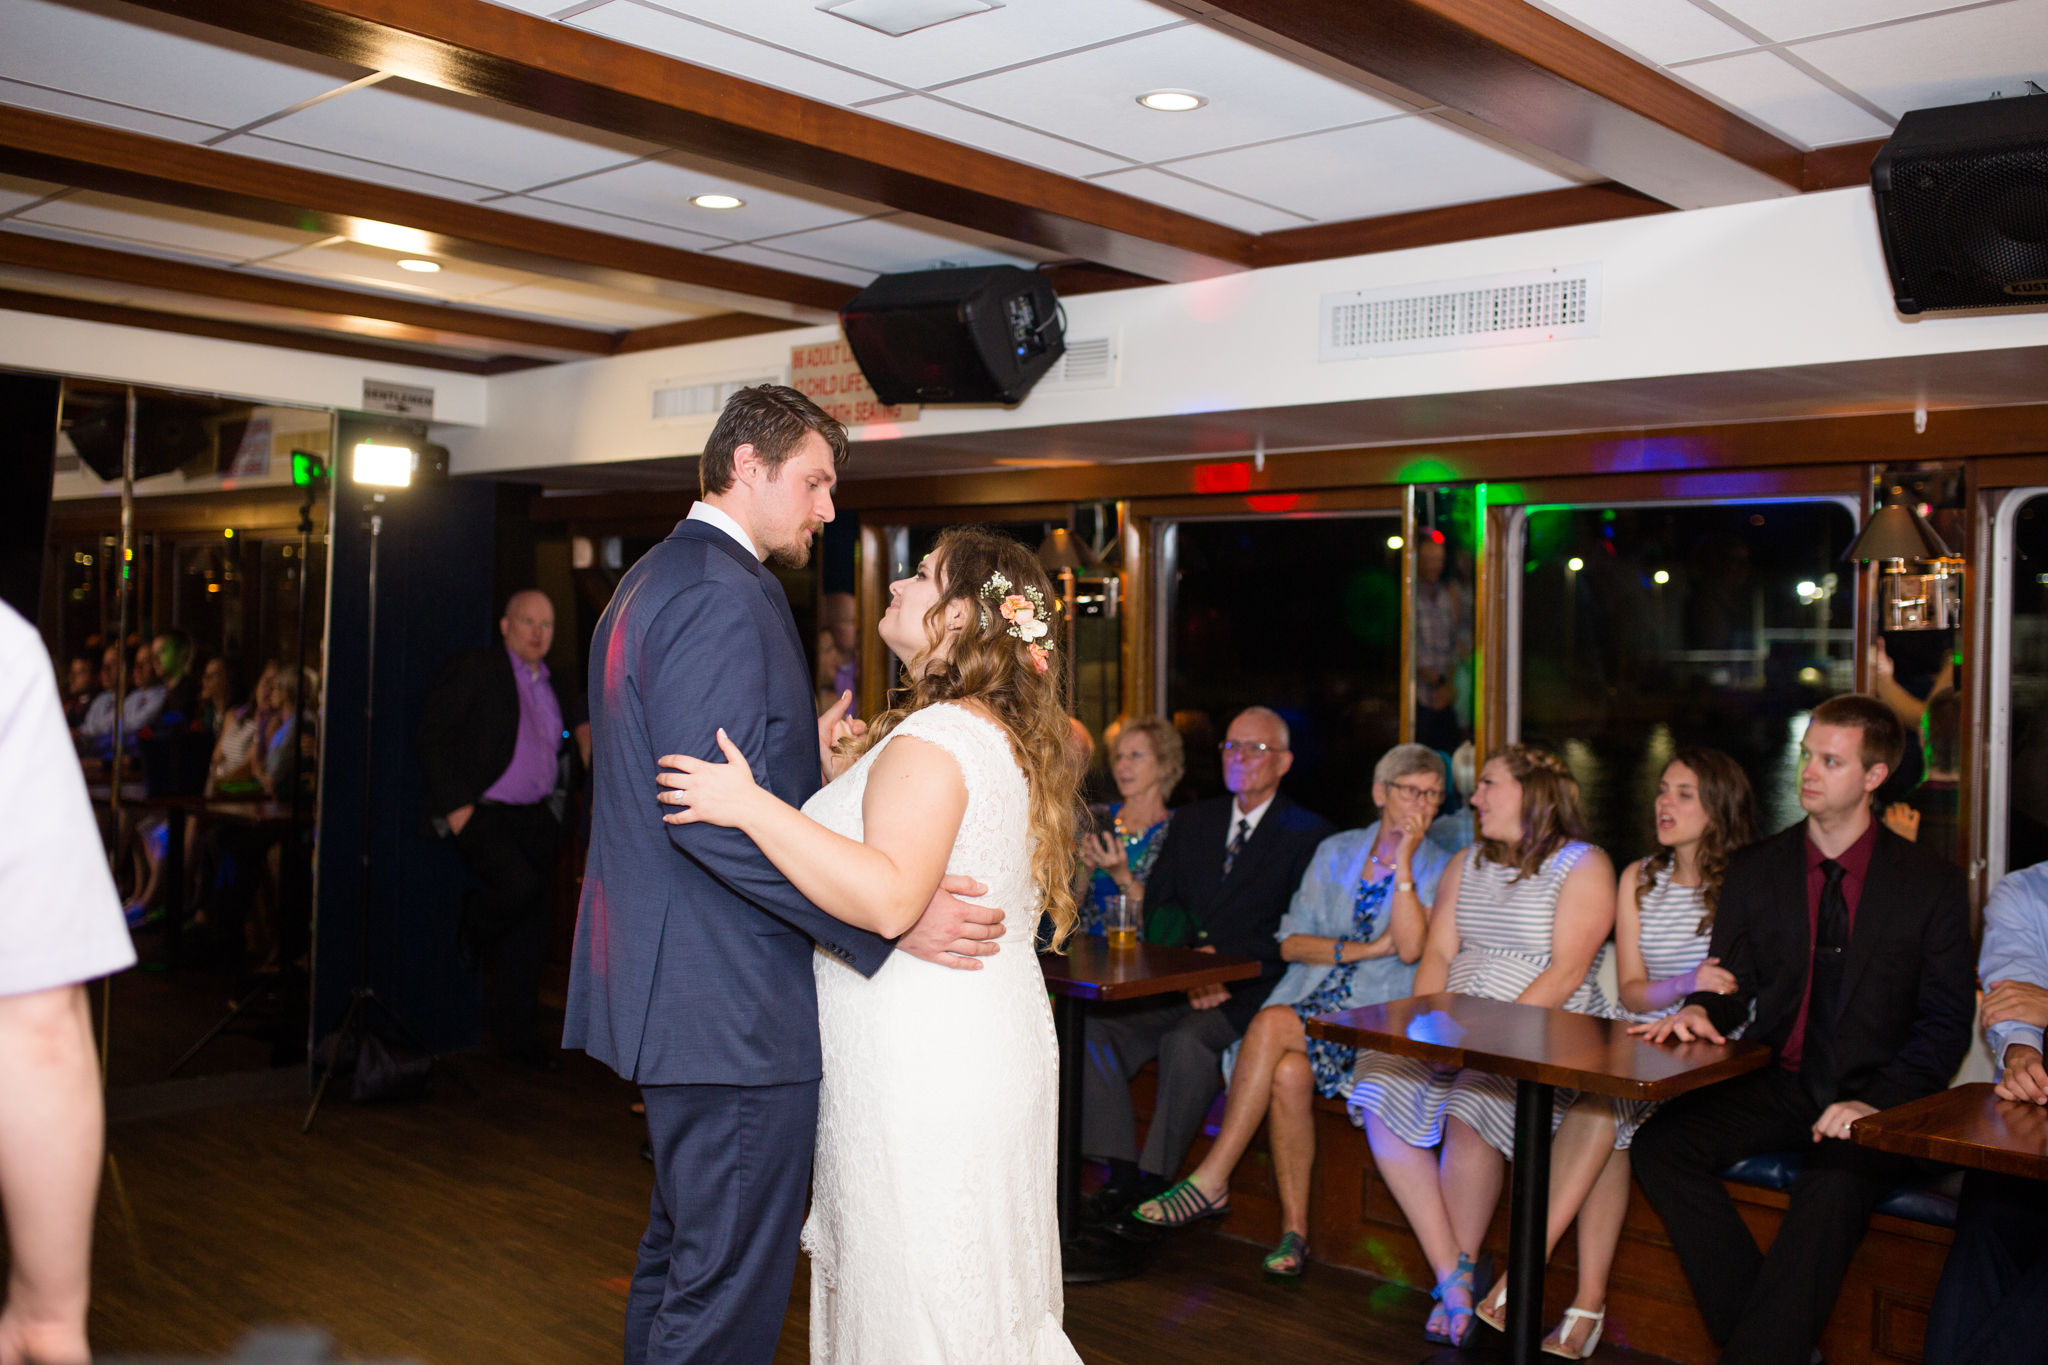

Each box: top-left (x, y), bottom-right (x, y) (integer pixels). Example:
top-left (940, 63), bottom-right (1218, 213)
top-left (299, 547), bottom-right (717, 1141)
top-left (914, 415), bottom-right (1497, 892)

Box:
top-left (567, 386), bottom-right (1004, 1365)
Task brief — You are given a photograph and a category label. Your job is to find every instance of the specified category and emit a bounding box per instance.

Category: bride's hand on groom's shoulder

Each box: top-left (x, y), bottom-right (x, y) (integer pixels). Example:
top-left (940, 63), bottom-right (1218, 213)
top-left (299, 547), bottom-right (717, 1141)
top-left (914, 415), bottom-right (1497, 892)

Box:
top-left (655, 729), bottom-right (762, 828)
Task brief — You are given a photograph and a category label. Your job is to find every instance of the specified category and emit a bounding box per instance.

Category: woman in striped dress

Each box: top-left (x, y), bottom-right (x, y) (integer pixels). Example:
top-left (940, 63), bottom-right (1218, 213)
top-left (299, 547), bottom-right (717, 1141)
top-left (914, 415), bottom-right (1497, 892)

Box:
top-left (1473, 748), bottom-right (1757, 1358)
top-left (1346, 746), bottom-right (1615, 1348)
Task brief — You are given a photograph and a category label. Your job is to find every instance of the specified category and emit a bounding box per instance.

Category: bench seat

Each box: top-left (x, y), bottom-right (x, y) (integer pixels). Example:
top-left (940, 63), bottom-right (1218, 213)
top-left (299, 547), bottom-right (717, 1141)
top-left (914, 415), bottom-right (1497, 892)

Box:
top-left (1125, 1066), bottom-right (1954, 1365)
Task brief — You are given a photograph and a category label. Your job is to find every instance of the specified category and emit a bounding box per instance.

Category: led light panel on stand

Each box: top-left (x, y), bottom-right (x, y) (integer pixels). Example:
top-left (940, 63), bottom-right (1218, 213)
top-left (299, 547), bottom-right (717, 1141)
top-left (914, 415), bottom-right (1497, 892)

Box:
top-left (353, 442), bottom-right (414, 488)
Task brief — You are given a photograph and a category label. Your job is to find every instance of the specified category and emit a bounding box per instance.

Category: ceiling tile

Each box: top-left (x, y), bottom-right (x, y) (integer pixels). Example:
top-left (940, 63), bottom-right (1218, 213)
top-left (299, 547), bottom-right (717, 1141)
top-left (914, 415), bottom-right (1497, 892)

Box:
top-left (1084, 167), bottom-right (1307, 232)
top-left (1528, 0), bottom-right (1754, 65)
top-left (536, 157), bottom-right (871, 242)
top-left (627, 0), bottom-right (1176, 90)
top-left (0, 171), bottom-right (63, 215)
top-left (0, 0), bottom-right (364, 131)
top-left (486, 195), bottom-right (733, 253)
top-left (253, 240), bottom-right (539, 300)
top-left (1162, 117), bottom-right (1581, 223)
top-left (470, 280), bottom-right (709, 327)
top-left (1710, 0), bottom-right (1980, 44)
top-left (216, 134), bottom-right (508, 202)
top-left (703, 243), bottom-right (876, 286)
top-left (859, 94), bottom-right (1132, 177)
top-left (15, 192), bottom-right (322, 263)
top-left (478, 0), bottom-right (574, 12)
top-left (254, 78), bottom-right (661, 195)
top-left (1677, 49), bottom-right (1895, 145)
top-left (740, 214), bottom-right (1039, 273)
top-left (939, 22), bottom-right (1411, 166)
top-left (1791, 0), bottom-right (2048, 117)
top-left (0, 76), bottom-right (223, 144)
top-left (568, 2), bottom-right (900, 105)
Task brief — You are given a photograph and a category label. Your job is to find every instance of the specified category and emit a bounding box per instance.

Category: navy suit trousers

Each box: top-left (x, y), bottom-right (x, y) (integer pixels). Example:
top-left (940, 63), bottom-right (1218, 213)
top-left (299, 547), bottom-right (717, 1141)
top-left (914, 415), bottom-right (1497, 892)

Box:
top-left (629, 1080), bottom-right (818, 1365)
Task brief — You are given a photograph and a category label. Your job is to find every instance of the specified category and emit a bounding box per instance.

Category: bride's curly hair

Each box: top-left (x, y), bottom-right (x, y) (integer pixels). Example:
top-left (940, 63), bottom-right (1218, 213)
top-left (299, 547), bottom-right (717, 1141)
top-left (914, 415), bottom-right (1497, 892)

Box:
top-left (850, 526), bottom-right (1082, 949)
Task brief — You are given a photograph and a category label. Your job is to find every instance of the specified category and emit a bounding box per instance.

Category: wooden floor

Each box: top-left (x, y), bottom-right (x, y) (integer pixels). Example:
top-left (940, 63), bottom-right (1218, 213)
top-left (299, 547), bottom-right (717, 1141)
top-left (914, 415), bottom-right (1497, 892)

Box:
top-left (51, 1046), bottom-right (1674, 1364)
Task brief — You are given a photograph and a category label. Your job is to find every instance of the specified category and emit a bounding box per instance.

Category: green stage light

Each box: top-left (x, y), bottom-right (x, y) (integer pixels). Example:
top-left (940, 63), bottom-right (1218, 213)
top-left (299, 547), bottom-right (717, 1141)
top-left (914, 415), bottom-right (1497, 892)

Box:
top-left (291, 449), bottom-right (329, 488)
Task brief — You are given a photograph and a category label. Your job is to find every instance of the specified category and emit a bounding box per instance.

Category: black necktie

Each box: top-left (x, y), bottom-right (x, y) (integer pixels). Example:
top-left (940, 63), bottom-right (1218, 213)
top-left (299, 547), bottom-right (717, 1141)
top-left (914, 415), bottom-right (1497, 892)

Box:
top-left (1800, 857), bottom-right (1849, 1109)
top-left (1223, 817), bottom-right (1250, 878)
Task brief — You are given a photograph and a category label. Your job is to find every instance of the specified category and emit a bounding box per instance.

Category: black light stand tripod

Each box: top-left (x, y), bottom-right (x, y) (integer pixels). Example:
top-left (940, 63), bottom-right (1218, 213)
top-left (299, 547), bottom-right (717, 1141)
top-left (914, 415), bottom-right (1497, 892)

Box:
top-left (303, 491), bottom-right (460, 1132)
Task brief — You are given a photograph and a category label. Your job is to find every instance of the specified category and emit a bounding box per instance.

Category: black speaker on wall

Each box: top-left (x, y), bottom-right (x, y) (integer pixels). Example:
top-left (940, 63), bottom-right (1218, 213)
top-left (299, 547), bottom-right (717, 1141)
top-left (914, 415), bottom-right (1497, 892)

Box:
top-left (840, 265), bottom-right (1064, 405)
top-left (64, 392), bottom-right (214, 480)
top-left (1872, 94), bottom-right (2048, 314)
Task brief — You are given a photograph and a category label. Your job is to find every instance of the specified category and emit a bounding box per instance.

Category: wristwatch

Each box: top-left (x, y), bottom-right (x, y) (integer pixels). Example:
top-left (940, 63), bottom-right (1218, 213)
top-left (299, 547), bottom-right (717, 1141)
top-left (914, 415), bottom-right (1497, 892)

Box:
top-left (1396, 880), bottom-right (1417, 892)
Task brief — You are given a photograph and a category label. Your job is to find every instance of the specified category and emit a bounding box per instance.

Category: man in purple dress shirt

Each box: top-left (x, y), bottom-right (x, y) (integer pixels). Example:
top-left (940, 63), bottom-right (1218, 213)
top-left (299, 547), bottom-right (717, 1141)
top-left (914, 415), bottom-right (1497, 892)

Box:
top-left (419, 589), bottom-right (576, 1068)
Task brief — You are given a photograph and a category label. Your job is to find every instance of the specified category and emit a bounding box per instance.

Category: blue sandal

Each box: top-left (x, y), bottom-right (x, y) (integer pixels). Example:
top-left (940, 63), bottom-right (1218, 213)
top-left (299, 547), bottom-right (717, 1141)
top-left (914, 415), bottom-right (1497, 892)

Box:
top-left (1424, 1253), bottom-right (1480, 1348)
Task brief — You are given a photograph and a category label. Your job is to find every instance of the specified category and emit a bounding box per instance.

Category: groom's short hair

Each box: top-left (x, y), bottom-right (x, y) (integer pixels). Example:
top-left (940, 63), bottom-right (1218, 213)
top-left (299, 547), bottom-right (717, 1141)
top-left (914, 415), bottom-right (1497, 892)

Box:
top-left (700, 385), bottom-right (849, 496)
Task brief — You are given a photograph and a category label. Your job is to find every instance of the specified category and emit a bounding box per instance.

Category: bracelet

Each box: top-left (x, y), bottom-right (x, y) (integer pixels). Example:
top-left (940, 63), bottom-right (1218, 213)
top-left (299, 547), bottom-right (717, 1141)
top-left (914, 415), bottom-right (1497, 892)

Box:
top-left (1333, 937), bottom-right (1349, 965)
top-left (1395, 880), bottom-right (1417, 893)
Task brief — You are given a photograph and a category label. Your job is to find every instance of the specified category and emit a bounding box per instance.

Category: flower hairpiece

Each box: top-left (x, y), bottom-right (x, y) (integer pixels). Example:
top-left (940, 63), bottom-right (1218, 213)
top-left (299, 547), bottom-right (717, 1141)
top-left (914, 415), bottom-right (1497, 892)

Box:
top-left (977, 570), bottom-right (1053, 673)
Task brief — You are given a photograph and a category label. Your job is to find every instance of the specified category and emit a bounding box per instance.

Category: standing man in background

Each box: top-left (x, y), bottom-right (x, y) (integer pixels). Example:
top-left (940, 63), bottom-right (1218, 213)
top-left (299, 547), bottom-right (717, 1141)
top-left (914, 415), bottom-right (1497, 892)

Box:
top-left (419, 589), bottom-right (575, 1070)
top-left (0, 601), bottom-right (137, 1365)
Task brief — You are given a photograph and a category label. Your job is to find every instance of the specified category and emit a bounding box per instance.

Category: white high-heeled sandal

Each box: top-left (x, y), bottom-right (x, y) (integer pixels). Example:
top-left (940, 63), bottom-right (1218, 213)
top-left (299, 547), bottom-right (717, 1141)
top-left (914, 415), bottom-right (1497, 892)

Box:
top-left (1542, 1306), bottom-right (1605, 1359)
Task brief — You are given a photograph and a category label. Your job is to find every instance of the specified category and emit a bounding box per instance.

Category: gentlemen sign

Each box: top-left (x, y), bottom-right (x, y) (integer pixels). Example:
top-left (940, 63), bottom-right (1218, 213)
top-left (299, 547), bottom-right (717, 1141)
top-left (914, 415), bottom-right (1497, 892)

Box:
top-left (789, 338), bottom-right (917, 427)
top-left (362, 379), bottom-right (435, 419)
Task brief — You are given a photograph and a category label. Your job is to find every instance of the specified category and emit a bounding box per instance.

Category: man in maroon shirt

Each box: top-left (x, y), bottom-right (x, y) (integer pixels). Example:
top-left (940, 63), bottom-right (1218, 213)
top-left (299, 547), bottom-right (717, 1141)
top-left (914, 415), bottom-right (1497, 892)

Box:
top-left (1631, 694), bottom-right (1973, 1365)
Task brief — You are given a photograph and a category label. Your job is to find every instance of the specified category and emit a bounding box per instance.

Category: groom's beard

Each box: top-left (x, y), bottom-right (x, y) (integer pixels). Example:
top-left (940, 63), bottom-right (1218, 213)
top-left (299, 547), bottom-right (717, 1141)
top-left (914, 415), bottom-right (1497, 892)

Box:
top-left (766, 521), bottom-right (823, 570)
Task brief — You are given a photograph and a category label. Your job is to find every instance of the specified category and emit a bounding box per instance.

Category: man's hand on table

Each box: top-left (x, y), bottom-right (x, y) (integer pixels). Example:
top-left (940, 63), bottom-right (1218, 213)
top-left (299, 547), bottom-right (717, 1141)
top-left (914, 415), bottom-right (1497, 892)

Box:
top-left (1629, 1004), bottom-right (1724, 1046)
top-left (1983, 979), bottom-right (2048, 1031)
top-left (1996, 1044), bottom-right (2048, 1104)
top-left (897, 876), bottom-right (1003, 970)
top-left (1811, 1099), bottom-right (1877, 1143)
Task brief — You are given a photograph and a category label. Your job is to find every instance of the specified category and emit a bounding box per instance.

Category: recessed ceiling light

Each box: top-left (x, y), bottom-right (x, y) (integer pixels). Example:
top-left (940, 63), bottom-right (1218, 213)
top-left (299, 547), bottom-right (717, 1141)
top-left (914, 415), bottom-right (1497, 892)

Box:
top-left (1137, 90), bottom-right (1206, 112)
top-left (691, 194), bottom-right (745, 210)
top-left (397, 259), bottom-right (441, 273)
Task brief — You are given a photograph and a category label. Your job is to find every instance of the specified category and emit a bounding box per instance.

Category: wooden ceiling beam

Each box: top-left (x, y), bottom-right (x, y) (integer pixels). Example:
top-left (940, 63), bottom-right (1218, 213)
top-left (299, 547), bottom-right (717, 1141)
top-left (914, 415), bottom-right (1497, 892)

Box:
top-left (613, 313), bottom-right (807, 356)
top-left (0, 233), bottom-right (613, 357)
top-left (1177, 0), bottom-right (1809, 209)
top-left (0, 286), bottom-right (543, 374)
top-left (122, 0), bottom-right (1253, 282)
top-left (0, 105), bottom-right (852, 321)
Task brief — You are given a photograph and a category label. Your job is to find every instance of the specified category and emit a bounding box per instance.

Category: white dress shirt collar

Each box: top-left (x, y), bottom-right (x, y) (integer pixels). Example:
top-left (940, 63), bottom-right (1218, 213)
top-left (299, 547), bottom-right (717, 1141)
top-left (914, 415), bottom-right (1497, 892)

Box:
top-left (687, 501), bottom-right (761, 561)
top-left (1225, 793), bottom-right (1276, 849)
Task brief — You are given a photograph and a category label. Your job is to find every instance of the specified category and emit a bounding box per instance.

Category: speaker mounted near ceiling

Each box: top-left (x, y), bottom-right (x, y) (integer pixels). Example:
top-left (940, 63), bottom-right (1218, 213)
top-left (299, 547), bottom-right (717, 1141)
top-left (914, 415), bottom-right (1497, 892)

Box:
top-left (839, 265), bottom-right (1065, 406)
top-left (1871, 93), bottom-right (2048, 314)
top-left (63, 390), bottom-right (217, 481)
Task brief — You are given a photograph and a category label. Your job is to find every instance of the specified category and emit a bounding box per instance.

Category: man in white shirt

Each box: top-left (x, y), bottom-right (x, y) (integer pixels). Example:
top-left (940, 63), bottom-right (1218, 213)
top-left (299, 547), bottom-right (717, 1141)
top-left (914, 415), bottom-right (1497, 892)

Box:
top-left (0, 602), bottom-right (136, 1365)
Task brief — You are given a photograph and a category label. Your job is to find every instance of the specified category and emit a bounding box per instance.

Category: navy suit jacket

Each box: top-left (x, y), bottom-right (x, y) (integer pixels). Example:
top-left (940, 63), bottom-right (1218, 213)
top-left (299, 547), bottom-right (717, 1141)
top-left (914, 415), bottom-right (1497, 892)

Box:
top-left (564, 520), bottom-right (894, 1087)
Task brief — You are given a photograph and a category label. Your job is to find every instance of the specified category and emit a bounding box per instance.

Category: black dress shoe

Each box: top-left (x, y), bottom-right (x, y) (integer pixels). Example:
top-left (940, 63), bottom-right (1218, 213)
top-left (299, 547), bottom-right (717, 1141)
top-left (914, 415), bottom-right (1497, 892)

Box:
top-left (1061, 1228), bottom-right (1146, 1284)
top-left (640, 1136), bottom-right (654, 1163)
top-left (499, 1039), bottom-right (561, 1072)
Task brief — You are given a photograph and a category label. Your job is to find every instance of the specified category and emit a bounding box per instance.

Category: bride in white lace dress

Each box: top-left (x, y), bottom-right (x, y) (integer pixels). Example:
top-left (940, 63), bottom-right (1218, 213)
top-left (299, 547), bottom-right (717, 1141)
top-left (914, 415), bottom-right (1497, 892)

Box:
top-left (655, 527), bottom-right (1084, 1365)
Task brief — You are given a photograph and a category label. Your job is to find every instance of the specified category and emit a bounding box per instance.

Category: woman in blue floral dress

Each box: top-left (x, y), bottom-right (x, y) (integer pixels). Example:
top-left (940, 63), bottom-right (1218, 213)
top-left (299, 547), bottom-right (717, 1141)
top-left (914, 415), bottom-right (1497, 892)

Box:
top-left (1130, 744), bottom-right (1453, 1277)
top-left (1076, 716), bottom-right (1182, 934)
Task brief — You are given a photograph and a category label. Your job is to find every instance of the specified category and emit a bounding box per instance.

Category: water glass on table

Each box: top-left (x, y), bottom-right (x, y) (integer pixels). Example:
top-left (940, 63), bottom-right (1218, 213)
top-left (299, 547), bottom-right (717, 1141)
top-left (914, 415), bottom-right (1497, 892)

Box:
top-left (1104, 892), bottom-right (1140, 950)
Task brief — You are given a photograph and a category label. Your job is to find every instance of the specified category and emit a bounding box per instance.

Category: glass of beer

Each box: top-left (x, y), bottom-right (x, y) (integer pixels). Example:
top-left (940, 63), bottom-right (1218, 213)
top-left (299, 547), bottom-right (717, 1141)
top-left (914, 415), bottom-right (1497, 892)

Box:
top-left (1105, 893), bottom-right (1140, 951)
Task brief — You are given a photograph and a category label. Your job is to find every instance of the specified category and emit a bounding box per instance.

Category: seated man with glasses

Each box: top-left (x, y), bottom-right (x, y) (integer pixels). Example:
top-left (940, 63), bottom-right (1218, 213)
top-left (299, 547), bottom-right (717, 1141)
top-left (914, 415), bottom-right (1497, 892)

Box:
top-left (1075, 706), bottom-right (1334, 1265)
top-left (1131, 744), bottom-right (1452, 1277)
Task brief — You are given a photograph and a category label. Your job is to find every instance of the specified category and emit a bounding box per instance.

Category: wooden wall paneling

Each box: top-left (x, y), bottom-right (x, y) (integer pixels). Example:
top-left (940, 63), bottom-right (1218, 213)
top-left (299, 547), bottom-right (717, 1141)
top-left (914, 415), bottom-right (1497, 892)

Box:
top-left (835, 501), bottom-right (1075, 528)
top-left (1117, 504), bottom-right (1150, 725)
top-left (1969, 453), bottom-right (2048, 488)
top-left (1474, 499), bottom-right (1519, 757)
top-left (132, 0), bottom-right (1253, 284)
top-left (855, 523), bottom-right (889, 721)
top-left (1122, 486), bottom-right (1403, 520)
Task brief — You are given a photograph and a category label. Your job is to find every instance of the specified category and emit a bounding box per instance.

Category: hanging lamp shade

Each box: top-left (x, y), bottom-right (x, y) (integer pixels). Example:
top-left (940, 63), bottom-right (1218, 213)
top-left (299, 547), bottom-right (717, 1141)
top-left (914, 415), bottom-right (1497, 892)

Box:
top-left (1842, 487), bottom-right (1953, 562)
top-left (1037, 526), bottom-right (1100, 573)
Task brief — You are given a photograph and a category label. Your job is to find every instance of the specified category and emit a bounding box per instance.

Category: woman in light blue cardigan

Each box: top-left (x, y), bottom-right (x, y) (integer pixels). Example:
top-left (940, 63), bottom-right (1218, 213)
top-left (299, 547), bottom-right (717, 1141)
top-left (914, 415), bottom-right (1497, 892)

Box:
top-left (1132, 744), bottom-right (1454, 1275)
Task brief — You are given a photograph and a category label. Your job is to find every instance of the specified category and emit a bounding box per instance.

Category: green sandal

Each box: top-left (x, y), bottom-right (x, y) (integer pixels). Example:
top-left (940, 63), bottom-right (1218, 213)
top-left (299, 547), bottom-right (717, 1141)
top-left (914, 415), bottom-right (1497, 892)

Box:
top-left (1262, 1231), bottom-right (1309, 1277)
top-left (1130, 1178), bottom-right (1230, 1228)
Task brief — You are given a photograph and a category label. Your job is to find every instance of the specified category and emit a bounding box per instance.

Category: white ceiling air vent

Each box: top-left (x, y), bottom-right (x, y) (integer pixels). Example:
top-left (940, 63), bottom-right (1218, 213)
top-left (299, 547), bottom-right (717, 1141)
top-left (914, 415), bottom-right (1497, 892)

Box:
top-left (1036, 334), bottom-right (1119, 393)
top-left (820, 0), bottom-right (1002, 37)
top-left (651, 374), bottom-right (782, 423)
top-left (1320, 263), bottom-right (1602, 363)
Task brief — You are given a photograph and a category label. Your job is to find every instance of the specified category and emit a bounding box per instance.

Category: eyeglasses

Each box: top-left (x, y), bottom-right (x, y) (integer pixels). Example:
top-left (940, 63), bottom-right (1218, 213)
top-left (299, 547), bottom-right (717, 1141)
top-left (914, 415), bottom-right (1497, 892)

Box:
top-left (1220, 740), bottom-right (1284, 757)
top-left (1385, 781), bottom-right (1445, 804)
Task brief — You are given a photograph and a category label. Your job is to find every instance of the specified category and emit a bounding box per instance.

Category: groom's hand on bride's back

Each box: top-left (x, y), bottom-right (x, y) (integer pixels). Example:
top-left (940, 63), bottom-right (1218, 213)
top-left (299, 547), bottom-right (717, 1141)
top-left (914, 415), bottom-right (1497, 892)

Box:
top-left (897, 876), bottom-right (1004, 970)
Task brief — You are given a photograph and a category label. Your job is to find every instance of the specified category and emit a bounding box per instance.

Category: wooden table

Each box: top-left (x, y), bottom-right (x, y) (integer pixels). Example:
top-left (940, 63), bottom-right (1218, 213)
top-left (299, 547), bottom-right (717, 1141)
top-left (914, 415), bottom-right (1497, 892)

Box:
top-left (1853, 1082), bottom-right (2048, 1181)
top-left (1039, 939), bottom-right (1261, 1243)
top-left (1308, 993), bottom-right (1770, 1365)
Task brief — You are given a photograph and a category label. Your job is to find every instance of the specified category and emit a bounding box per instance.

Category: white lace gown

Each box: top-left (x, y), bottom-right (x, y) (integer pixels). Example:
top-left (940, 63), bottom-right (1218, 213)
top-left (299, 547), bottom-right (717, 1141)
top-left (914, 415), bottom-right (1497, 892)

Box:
top-left (799, 702), bottom-right (1081, 1365)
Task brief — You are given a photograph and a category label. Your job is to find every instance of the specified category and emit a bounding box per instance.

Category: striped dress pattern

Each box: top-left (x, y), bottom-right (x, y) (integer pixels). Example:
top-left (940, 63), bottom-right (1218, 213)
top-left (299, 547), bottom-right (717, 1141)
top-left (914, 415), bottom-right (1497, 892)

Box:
top-left (1608, 863), bottom-right (1715, 1149)
top-left (1346, 841), bottom-right (1610, 1158)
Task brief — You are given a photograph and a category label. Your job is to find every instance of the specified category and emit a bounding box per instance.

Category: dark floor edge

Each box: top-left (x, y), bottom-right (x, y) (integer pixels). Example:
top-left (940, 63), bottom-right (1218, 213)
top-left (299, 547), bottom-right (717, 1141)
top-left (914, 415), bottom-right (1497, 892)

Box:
top-left (108, 1065), bottom-right (307, 1123)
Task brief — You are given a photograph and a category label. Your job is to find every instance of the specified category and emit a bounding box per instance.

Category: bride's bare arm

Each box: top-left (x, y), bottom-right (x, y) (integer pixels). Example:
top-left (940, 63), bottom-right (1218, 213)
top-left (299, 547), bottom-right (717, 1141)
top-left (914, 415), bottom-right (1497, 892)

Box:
top-left (658, 731), bottom-right (966, 940)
